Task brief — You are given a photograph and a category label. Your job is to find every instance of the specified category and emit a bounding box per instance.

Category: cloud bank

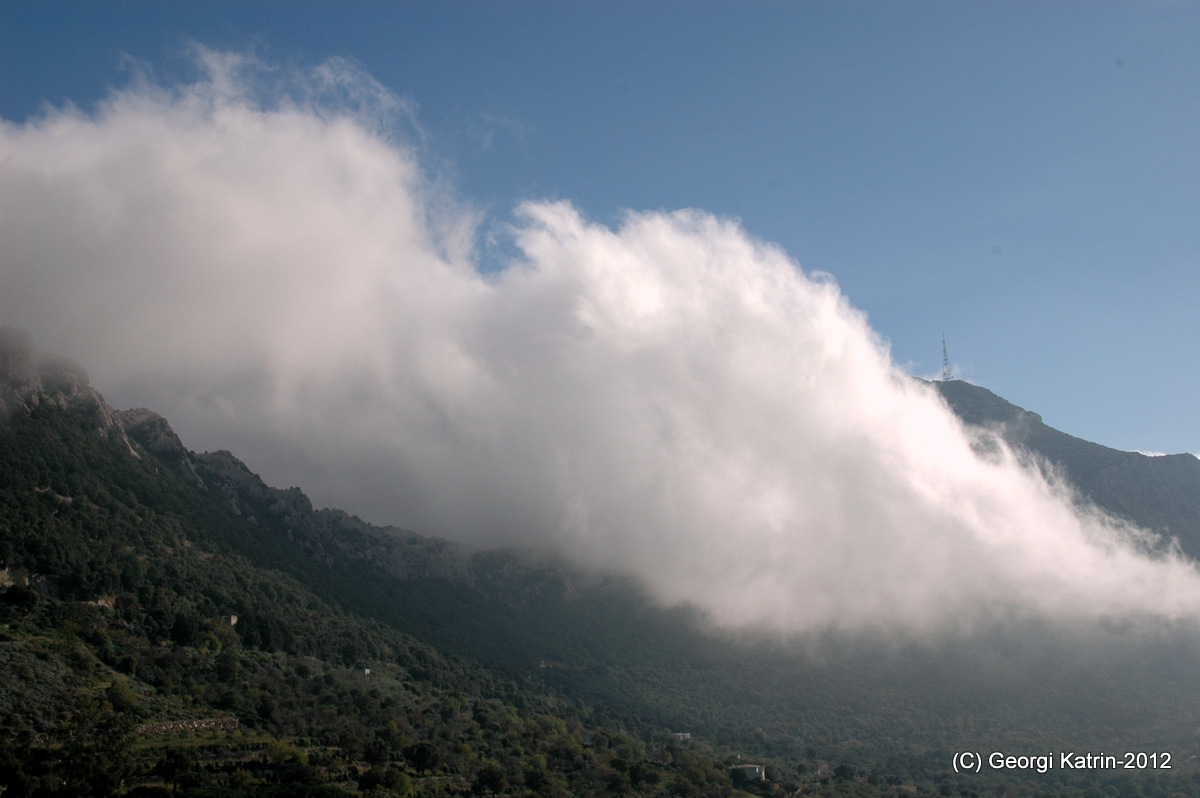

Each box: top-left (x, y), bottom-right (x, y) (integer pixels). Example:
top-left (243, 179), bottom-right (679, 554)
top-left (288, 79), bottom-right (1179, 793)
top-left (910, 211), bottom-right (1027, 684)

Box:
top-left (3, 51), bottom-right (1199, 635)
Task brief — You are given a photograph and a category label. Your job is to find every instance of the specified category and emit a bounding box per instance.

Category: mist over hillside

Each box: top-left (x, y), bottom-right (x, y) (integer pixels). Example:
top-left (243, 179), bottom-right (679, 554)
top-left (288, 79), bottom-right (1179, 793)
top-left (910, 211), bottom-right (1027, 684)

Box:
top-left (3, 5), bottom-right (1200, 792)
top-left (3, 54), bottom-right (1200, 642)
top-left (5, 327), bottom-right (1200, 797)
top-left (934, 379), bottom-right (1200, 558)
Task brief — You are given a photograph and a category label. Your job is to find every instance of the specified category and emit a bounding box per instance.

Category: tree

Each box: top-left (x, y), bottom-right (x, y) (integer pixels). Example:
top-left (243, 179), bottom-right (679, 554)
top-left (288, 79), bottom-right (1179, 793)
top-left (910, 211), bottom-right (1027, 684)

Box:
top-left (156, 747), bottom-right (196, 794)
top-left (56, 696), bottom-right (136, 797)
top-left (473, 760), bottom-right (508, 795)
top-left (403, 741), bottom-right (439, 774)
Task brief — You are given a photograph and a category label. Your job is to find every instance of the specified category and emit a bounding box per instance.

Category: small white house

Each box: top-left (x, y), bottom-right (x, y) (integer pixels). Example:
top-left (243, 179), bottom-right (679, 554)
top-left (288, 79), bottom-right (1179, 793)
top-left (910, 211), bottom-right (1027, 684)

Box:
top-left (729, 764), bottom-right (766, 781)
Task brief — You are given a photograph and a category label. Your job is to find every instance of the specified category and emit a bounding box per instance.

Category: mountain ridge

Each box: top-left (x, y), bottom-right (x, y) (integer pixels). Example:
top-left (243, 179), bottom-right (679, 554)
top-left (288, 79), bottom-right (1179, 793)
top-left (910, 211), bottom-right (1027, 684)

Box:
top-left (932, 378), bottom-right (1200, 556)
top-left (5, 329), bottom-right (1200, 796)
top-left (3, 330), bottom-right (777, 797)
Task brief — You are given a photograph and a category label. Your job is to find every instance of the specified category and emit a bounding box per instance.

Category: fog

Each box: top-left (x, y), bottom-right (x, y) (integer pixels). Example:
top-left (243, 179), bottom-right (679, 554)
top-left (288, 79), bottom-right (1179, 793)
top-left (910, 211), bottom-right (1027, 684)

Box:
top-left (3, 51), bottom-right (1199, 635)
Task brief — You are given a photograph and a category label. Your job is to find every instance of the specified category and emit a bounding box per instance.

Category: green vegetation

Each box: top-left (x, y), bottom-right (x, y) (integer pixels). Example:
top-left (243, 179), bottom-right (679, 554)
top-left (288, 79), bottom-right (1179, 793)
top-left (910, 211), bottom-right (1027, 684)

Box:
top-left (3, 373), bottom-right (1200, 796)
top-left (0, 403), bottom-right (882, 796)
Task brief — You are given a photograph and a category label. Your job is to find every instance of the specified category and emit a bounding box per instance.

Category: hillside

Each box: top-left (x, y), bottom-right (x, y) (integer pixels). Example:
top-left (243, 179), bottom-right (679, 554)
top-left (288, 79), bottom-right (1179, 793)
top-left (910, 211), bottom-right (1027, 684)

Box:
top-left (0, 329), bottom-right (795, 797)
top-left (4, 330), bottom-right (1200, 797)
top-left (933, 379), bottom-right (1200, 556)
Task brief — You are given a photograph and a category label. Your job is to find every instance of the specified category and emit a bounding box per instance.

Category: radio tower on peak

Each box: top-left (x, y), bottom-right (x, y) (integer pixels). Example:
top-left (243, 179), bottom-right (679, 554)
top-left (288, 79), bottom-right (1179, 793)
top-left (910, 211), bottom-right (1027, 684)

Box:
top-left (941, 334), bottom-right (953, 382)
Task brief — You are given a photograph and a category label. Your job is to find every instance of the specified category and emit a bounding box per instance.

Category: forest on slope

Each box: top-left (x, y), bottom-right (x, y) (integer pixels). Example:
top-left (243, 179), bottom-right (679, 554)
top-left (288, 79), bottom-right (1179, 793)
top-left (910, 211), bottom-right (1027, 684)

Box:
top-left (0, 336), bottom-right (784, 797)
top-left (3, 331), bottom-right (1200, 797)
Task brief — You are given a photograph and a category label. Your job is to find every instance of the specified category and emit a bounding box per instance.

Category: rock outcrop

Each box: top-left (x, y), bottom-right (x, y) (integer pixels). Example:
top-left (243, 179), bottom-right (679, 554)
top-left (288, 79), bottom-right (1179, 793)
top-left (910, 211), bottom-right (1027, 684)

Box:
top-left (0, 326), bottom-right (131, 448)
top-left (119, 406), bottom-right (206, 486)
top-left (0, 327), bottom-right (43, 417)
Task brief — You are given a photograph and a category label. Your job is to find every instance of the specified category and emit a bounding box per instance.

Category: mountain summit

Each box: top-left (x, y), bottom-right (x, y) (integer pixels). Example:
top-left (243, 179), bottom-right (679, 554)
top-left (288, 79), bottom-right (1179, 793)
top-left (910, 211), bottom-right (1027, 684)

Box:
top-left (0, 327), bottom-right (115, 429)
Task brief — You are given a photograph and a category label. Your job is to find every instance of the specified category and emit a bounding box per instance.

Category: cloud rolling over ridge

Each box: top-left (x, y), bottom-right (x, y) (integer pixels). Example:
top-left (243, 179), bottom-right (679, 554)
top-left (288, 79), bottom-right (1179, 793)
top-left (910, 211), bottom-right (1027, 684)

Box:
top-left (2, 52), bottom-right (1199, 635)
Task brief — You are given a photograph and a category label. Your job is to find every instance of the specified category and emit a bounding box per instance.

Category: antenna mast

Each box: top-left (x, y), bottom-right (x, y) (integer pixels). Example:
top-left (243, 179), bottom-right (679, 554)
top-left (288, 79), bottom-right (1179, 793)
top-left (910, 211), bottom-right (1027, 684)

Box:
top-left (941, 334), bottom-right (952, 381)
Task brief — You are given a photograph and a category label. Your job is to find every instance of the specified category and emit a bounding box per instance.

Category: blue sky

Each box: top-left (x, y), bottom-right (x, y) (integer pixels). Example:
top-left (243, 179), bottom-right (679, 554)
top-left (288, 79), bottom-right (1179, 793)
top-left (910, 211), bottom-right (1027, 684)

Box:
top-left (2, 1), bottom-right (1198, 454)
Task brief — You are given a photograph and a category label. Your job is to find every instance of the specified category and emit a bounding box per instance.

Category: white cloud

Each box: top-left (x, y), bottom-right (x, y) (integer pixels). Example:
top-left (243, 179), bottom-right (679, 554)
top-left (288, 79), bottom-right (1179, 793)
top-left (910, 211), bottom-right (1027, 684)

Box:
top-left (4, 50), bottom-right (1200, 636)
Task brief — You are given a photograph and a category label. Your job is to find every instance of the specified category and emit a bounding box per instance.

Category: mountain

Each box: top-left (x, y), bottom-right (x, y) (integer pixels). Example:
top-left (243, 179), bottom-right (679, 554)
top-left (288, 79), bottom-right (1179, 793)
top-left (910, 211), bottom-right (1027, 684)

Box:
top-left (3, 329), bottom-right (1200, 797)
top-left (933, 379), bottom-right (1200, 557)
top-left (0, 329), bottom-right (775, 798)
